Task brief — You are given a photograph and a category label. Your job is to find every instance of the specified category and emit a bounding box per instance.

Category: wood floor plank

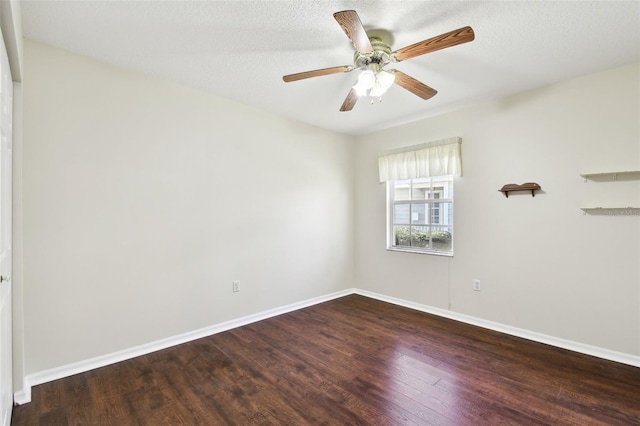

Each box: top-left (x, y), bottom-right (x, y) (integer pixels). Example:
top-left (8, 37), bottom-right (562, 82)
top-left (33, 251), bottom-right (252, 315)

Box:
top-left (12, 295), bottom-right (640, 425)
top-left (225, 328), bottom-right (357, 424)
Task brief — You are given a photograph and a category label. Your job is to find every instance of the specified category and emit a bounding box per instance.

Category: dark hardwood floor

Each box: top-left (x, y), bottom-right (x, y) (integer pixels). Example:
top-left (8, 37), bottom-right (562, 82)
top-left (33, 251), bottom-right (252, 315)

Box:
top-left (12, 294), bottom-right (640, 425)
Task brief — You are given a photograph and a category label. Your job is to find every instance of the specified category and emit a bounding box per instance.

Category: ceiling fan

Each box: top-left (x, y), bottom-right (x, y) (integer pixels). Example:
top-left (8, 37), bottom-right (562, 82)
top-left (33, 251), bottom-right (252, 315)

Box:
top-left (283, 10), bottom-right (475, 112)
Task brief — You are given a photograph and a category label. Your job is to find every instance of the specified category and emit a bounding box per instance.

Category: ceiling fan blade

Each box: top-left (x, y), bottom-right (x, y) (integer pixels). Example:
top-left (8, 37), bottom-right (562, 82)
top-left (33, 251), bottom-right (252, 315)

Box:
top-left (340, 88), bottom-right (359, 112)
top-left (393, 71), bottom-right (438, 100)
top-left (333, 10), bottom-right (373, 54)
top-left (392, 26), bottom-right (475, 62)
top-left (283, 65), bottom-right (352, 83)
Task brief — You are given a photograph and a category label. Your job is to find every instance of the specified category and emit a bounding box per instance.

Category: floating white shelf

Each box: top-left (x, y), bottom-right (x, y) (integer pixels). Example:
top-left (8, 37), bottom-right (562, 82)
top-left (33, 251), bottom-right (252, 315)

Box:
top-left (580, 170), bottom-right (640, 181)
top-left (580, 207), bottom-right (640, 216)
top-left (579, 171), bottom-right (639, 215)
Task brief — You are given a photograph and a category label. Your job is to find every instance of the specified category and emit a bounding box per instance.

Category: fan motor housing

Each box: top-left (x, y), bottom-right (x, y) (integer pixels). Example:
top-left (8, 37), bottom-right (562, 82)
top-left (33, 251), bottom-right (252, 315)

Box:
top-left (353, 37), bottom-right (392, 72)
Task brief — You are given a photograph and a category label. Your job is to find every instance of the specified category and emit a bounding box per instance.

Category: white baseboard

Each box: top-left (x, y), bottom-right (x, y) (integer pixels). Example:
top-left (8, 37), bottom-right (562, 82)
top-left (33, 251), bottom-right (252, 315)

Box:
top-left (353, 289), bottom-right (640, 368)
top-left (14, 289), bottom-right (352, 405)
top-left (14, 287), bottom-right (639, 405)
top-left (13, 389), bottom-right (30, 406)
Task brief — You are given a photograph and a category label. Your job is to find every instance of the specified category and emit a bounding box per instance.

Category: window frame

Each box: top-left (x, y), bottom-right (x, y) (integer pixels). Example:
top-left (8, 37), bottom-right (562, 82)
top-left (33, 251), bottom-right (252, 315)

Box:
top-left (386, 175), bottom-right (454, 256)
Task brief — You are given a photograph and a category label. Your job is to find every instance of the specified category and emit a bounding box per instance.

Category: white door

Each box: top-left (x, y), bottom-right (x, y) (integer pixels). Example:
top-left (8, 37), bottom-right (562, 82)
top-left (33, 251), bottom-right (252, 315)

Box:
top-left (0, 28), bottom-right (13, 426)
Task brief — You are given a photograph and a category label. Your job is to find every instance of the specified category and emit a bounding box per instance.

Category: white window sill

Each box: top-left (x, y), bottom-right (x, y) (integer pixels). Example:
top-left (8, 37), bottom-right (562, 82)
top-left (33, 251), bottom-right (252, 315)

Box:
top-left (387, 247), bottom-right (453, 257)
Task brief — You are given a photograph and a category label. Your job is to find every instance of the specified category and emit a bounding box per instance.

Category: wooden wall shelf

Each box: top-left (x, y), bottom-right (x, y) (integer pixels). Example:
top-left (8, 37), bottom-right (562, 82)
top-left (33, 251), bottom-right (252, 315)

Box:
top-left (499, 182), bottom-right (541, 198)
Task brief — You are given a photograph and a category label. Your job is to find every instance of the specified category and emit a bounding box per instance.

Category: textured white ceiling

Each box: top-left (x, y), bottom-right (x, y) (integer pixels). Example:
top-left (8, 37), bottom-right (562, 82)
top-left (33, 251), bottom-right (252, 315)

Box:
top-left (21, 1), bottom-right (640, 136)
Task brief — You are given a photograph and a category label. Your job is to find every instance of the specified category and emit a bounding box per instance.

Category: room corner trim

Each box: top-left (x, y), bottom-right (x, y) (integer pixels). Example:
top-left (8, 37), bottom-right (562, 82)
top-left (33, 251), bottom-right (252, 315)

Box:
top-left (14, 288), bottom-right (354, 405)
top-left (13, 388), bottom-right (30, 406)
top-left (353, 289), bottom-right (640, 368)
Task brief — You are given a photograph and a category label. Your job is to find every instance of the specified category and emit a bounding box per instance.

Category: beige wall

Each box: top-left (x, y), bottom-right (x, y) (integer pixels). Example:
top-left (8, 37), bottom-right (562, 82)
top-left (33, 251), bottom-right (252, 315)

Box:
top-left (20, 38), bottom-right (640, 383)
top-left (354, 63), bottom-right (640, 356)
top-left (22, 41), bottom-right (355, 374)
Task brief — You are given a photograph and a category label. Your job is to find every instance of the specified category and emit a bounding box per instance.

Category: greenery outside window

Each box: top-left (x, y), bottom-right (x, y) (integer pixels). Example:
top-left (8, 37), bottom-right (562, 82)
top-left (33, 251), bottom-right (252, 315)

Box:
top-left (388, 176), bottom-right (453, 255)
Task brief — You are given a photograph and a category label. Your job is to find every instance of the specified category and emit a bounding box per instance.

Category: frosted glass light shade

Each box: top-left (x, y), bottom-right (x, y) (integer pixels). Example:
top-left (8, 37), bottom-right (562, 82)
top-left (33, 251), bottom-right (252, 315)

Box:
top-left (353, 70), bottom-right (376, 96)
top-left (360, 70), bottom-right (395, 97)
top-left (377, 70), bottom-right (395, 89)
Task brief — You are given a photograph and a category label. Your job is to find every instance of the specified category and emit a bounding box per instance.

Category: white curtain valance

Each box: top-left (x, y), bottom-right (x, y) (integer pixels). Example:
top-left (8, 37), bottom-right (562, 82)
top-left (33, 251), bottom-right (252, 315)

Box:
top-left (378, 137), bottom-right (462, 183)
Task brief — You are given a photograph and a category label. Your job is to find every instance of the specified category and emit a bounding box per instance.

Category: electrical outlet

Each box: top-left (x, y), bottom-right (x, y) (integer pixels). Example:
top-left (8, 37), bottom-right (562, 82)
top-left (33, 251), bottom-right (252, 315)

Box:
top-left (473, 279), bottom-right (481, 291)
top-left (232, 281), bottom-right (240, 292)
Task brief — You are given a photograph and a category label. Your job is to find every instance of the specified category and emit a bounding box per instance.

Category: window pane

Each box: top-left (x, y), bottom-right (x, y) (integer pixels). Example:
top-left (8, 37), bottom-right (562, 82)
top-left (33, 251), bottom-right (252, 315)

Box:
top-left (411, 203), bottom-right (428, 225)
top-left (433, 201), bottom-right (452, 226)
top-left (432, 227), bottom-right (452, 252)
top-left (393, 204), bottom-right (410, 224)
top-left (394, 226), bottom-right (410, 246)
top-left (432, 176), bottom-right (453, 199)
top-left (412, 179), bottom-right (430, 200)
top-left (445, 202), bottom-right (453, 225)
top-left (432, 208), bottom-right (440, 224)
top-left (393, 180), bottom-right (411, 201)
top-left (411, 225), bottom-right (429, 248)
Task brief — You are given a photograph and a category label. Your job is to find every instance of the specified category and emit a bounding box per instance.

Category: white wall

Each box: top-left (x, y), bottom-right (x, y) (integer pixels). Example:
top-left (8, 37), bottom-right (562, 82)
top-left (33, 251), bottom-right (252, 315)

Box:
top-left (22, 40), bottom-right (354, 374)
top-left (354, 63), bottom-right (640, 356)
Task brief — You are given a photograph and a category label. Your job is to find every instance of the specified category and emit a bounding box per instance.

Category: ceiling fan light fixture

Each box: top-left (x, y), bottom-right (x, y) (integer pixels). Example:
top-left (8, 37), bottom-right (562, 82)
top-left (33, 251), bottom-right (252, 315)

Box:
top-left (283, 10), bottom-right (474, 111)
top-left (353, 70), bottom-right (376, 96)
top-left (357, 69), bottom-right (396, 98)
top-left (378, 70), bottom-right (395, 87)
top-left (368, 82), bottom-right (386, 98)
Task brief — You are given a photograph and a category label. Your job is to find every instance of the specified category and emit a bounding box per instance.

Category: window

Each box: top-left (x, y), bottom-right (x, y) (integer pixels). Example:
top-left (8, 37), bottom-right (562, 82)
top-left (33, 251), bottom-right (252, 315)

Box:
top-left (387, 175), bottom-right (454, 255)
top-left (378, 136), bottom-right (461, 255)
